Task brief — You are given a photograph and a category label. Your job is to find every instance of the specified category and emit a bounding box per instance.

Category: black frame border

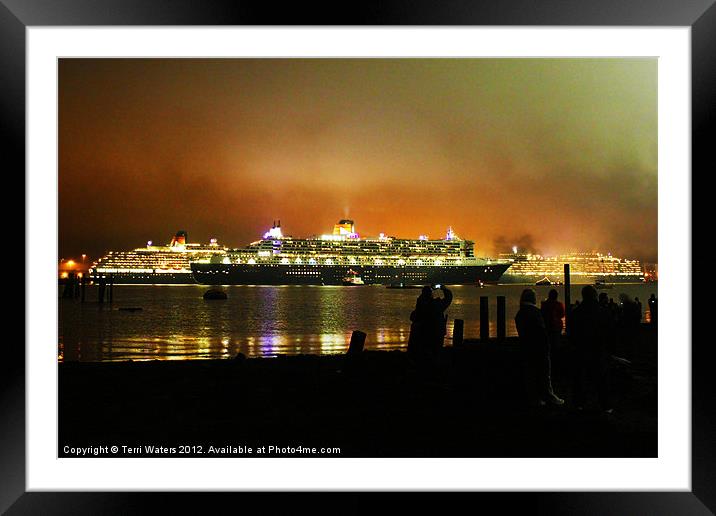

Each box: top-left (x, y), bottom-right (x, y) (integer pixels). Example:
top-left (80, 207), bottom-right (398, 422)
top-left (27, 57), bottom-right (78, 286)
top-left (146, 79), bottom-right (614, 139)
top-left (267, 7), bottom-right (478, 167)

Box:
top-left (3, 1), bottom-right (712, 513)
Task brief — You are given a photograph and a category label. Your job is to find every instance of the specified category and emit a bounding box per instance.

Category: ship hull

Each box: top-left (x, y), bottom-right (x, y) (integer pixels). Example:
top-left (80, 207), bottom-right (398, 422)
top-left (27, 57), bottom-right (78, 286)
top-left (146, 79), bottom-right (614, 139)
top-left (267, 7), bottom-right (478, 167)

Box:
top-left (190, 263), bottom-right (511, 286)
top-left (91, 272), bottom-right (196, 284)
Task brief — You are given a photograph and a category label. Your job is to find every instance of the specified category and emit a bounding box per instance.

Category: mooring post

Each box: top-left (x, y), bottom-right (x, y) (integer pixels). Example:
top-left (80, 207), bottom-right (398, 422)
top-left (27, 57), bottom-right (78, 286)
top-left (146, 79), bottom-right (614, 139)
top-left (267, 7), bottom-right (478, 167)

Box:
top-left (496, 296), bottom-right (506, 341)
top-left (347, 330), bottom-right (367, 355)
top-left (109, 274), bottom-right (114, 303)
top-left (564, 263), bottom-right (572, 336)
top-left (480, 296), bottom-right (489, 341)
top-left (344, 330), bottom-right (367, 376)
top-left (453, 319), bottom-right (464, 347)
top-left (80, 276), bottom-right (86, 303)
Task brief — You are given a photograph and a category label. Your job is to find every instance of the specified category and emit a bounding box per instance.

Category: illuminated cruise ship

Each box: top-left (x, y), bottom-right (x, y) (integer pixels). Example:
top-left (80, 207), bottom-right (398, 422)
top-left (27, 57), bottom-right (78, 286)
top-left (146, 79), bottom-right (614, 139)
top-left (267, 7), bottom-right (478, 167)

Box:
top-left (498, 250), bottom-right (645, 284)
top-left (190, 220), bottom-right (511, 286)
top-left (90, 231), bottom-right (228, 284)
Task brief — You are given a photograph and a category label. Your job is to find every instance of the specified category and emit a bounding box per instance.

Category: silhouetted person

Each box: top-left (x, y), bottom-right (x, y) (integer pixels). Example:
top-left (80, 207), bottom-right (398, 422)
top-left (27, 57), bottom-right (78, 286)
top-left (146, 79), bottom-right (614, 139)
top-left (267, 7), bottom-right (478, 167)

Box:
top-left (428, 285), bottom-right (453, 351)
top-left (608, 297), bottom-right (619, 321)
top-left (598, 292), bottom-right (609, 308)
top-left (408, 285), bottom-right (453, 354)
top-left (648, 293), bottom-right (657, 324)
top-left (618, 293), bottom-right (641, 359)
top-left (408, 286), bottom-right (434, 355)
top-left (515, 288), bottom-right (564, 407)
top-left (571, 285), bottom-right (613, 412)
top-left (634, 297), bottom-right (643, 323)
top-left (541, 289), bottom-right (565, 351)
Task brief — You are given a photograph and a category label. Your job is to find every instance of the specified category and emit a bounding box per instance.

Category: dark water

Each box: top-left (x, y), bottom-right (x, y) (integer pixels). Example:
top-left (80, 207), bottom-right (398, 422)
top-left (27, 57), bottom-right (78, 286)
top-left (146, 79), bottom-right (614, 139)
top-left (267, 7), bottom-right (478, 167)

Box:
top-left (59, 283), bottom-right (657, 362)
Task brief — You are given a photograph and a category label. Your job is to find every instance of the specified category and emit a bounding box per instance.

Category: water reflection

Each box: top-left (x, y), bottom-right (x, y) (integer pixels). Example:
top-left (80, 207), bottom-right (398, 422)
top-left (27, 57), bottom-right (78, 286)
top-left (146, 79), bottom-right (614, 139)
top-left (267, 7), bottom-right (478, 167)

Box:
top-left (58, 283), bottom-right (658, 362)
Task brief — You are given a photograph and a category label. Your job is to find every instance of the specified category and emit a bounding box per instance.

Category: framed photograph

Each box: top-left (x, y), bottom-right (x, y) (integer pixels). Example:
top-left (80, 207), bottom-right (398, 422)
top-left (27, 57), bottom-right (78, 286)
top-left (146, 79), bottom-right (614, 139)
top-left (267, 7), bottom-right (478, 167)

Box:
top-left (4, 0), bottom-right (711, 512)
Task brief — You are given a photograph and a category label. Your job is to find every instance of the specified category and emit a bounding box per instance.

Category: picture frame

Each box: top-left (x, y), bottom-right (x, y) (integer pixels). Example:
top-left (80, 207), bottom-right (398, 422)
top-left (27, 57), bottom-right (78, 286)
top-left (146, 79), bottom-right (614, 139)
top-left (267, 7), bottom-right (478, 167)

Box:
top-left (3, 0), bottom-right (710, 512)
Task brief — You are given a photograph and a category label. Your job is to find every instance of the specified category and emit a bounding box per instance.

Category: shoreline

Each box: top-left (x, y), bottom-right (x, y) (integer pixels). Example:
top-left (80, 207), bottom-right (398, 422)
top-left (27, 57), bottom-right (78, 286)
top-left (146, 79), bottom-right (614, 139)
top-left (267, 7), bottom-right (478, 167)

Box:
top-left (59, 327), bottom-right (657, 458)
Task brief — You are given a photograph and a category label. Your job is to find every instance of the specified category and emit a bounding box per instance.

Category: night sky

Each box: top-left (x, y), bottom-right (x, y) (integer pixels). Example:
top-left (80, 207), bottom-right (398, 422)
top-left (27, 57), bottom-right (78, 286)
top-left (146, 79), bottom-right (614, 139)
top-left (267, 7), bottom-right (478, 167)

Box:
top-left (59, 58), bottom-right (657, 262)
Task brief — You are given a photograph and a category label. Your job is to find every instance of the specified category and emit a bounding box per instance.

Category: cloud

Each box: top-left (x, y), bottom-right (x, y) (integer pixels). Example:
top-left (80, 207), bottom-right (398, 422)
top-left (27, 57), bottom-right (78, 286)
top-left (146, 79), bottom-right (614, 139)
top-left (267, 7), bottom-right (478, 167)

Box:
top-left (59, 58), bottom-right (657, 263)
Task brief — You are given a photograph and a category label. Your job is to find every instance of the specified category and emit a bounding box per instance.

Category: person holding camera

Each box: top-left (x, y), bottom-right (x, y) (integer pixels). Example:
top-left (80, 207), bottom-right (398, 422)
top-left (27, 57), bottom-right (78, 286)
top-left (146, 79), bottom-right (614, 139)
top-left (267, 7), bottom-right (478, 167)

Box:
top-left (408, 284), bottom-right (453, 355)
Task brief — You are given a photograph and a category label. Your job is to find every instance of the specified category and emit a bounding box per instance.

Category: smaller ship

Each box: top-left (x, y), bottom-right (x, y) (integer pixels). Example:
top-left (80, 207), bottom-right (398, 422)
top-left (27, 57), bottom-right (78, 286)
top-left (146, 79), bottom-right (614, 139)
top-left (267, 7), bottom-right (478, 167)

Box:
top-left (341, 269), bottom-right (365, 286)
top-left (594, 279), bottom-right (614, 289)
top-left (90, 230), bottom-right (228, 284)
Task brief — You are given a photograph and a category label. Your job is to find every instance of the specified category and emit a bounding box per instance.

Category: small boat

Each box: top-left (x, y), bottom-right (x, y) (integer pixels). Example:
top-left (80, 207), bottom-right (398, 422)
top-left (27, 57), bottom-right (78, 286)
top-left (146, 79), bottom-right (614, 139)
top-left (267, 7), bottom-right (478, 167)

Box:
top-left (594, 279), bottom-right (614, 289)
top-left (386, 283), bottom-right (422, 289)
top-left (341, 269), bottom-right (365, 286)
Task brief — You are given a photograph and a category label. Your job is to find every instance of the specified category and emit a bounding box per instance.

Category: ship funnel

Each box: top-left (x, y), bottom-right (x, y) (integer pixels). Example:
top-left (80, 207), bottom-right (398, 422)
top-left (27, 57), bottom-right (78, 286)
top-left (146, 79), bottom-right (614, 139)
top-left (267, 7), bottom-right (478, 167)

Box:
top-left (170, 230), bottom-right (188, 247)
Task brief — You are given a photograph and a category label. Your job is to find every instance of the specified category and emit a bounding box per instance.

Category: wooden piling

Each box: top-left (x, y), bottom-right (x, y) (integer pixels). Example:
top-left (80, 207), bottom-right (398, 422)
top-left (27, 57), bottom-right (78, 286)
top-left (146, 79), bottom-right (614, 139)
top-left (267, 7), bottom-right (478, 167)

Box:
top-left (347, 330), bottom-right (367, 355)
top-left (480, 296), bottom-right (489, 341)
top-left (453, 319), bottom-right (464, 347)
top-left (80, 276), bottom-right (86, 303)
top-left (98, 278), bottom-right (105, 304)
top-left (496, 296), bottom-right (506, 341)
top-left (109, 274), bottom-right (114, 303)
top-left (564, 264), bottom-right (571, 335)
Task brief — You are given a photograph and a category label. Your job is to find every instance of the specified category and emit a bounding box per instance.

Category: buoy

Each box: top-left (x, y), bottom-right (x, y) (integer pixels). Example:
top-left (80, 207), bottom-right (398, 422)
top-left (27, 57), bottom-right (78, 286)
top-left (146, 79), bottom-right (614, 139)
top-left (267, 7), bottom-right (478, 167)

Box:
top-left (203, 289), bottom-right (227, 300)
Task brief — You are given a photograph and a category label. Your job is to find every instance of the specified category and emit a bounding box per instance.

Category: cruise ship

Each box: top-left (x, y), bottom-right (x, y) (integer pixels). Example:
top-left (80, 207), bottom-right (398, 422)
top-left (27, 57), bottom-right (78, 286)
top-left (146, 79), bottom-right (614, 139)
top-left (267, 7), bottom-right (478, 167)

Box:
top-left (90, 231), bottom-right (228, 284)
top-left (498, 250), bottom-right (645, 284)
top-left (190, 220), bottom-right (511, 286)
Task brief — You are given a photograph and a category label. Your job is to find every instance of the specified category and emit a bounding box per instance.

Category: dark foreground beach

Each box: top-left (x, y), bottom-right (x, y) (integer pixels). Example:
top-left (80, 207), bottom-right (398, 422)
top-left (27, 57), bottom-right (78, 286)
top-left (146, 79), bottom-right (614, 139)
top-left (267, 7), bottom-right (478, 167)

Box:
top-left (59, 326), bottom-right (656, 458)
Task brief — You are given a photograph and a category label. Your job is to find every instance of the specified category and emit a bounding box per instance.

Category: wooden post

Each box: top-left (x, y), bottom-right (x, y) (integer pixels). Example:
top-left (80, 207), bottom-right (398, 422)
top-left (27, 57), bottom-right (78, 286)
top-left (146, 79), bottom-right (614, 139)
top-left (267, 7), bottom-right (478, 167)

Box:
top-left (109, 274), bottom-right (114, 303)
top-left (80, 276), bottom-right (86, 303)
top-left (98, 278), bottom-right (105, 304)
top-left (496, 296), bottom-right (506, 341)
top-left (62, 275), bottom-right (72, 299)
top-left (564, 264), bottom-right (571, 336)
top-left (480, 296), bottom-right (489, 341)
top-left (347, 330), bottom-right (366, 355)
top-left (453, 319), bottom-right (464, 347)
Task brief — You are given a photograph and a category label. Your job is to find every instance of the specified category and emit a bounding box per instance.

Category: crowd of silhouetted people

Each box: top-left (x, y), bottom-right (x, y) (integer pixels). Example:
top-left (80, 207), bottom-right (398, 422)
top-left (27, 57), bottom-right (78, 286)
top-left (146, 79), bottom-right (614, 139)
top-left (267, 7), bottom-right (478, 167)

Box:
top-left (407, 283), bottom-right (657, 413)
top-left (515, 286), bottom-right (657, 412)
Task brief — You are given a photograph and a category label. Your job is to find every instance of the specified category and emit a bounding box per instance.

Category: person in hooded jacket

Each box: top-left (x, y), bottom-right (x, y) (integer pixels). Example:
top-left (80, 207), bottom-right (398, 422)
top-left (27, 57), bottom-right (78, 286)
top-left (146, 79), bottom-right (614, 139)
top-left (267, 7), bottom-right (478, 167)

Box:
top-left (515, 288), bottom-right (564, 407)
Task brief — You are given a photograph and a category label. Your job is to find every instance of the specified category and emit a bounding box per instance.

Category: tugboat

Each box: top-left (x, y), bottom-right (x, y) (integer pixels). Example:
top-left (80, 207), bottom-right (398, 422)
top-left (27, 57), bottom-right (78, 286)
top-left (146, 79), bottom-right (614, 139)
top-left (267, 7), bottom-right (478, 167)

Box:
top-left (341, 269), bottom-right (365, 286)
